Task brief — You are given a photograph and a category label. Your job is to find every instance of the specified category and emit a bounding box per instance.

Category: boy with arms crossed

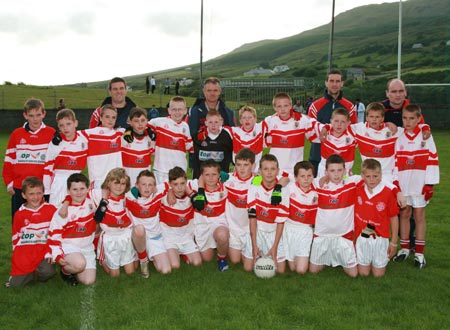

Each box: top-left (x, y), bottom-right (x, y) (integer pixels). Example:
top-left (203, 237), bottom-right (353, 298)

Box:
top-left (6, 177), bottom-right (57, 288)
top-left (48, 173), bottom-right (96, 286)
top-left (355, 159), bottom-right (399, 277)
top-left (285, 161), bottom-right (318, 275)
top-left (121, 107), bottom-right (155, 185)
top-left (393, 104), bottom-right (439, 268)
top-left (159, 167), bottom-right (202, 269)
top-left (44, 109), bottom-right (88, 207)
top-left (3, 98), bottom-right (55, 219)
top-left (243, 154), bottom-right (289, 274)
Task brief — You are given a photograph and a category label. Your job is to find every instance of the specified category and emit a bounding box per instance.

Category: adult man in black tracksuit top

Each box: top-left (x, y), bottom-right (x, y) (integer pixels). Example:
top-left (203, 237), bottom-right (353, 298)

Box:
top-left (307, 70), bottom-right (357, 176)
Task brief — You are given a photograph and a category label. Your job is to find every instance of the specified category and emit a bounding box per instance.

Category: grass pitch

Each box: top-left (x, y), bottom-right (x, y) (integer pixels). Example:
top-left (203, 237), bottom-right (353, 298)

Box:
top-left (1, 131), bottom-right (449, 330)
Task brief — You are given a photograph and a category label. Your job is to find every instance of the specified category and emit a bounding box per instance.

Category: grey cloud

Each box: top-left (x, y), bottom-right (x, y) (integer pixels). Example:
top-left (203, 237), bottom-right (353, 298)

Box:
top-left (145, 12), bottom-right (199, 37)
top-left (0, 12), bottom-right (96, 45)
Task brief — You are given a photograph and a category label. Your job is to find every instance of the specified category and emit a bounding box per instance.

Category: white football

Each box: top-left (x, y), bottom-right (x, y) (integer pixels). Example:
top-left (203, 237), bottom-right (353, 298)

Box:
top-left (253, 256), bottom-right (276, 279)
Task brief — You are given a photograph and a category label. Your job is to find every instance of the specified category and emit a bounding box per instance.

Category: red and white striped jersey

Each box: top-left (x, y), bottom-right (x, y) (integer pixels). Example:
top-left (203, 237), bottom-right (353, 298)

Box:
top-left (287, 182), bottom-right (318, 226)
top-left (231, 123), bottom-right (265, 172)
top-left (43, 132), bottom-right (88, 194)
top-left (314, 176), bottom-right (360, 237)
top-left (121, 135), bottom-right (154, 185)
top-left (189, 180), bottom-right (228, 224)
top-left (125, 183), bottom-right (169, 236)
top-left (149, 117), bottom-right (193, 174)
top-left (263, 114), bottom-right (318, 174)
top-left (10, 202), bottom-right (57, 276)
top-left (355, 182), bottom-right (399, 238)
top-left (90, 189), bottom-right (132, 233)
top-left (48, 196), bottom-right (96, 261)
top-left (81, 127), bottom-right (123, 185)
top-left (394, 126), bottom-right (439, 196)
top-left (159, 194), bottom-right (195, 228)
top-left (246, 182), bottom-right (289, 233)
top-left (317, 126), bottom-right (357, 178)
top-left (3, 123), bottom-right (55, 190)
top-left (224, 172), bottom-right (254, 232)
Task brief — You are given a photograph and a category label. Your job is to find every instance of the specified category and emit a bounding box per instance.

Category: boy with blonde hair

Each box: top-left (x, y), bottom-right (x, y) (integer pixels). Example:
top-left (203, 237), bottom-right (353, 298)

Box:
top-left (148, 96), bottom-right (193, 183)
top-left (393, 104), bottom-right (439, 268)
top-left (3, 98), bottom-right (55, 219)
top-left (231, 106), bottom-right (265, 173)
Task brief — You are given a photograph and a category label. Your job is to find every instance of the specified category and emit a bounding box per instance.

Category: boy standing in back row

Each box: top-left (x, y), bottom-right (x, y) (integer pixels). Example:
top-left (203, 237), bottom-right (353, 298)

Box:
top-left (393, 104), bottom-right (439, 269)
top-left (3, 98), bottom-right (55, 220)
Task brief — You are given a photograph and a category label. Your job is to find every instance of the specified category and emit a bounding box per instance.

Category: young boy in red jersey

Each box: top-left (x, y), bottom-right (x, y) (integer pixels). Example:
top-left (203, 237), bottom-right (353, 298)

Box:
top-left (159, 167), bottom-right (202, 269)
top-left (3, 98), bottom-right (55, 220)
top-left (242, 154), bottom-right (289, 274)
top-left (126, 170), bottom-right (171, 278)
top-left (48, 173), bottom-right (97, 286)
top-left (309, 154), bottom-right (360, 277)
top-left (121, 107), bottom-right (155, 185)
top-left (43, 109), bottom-right (88, 207)
top-left (263, 92), bottom-right (318, 177)
top-left (355, 159), bottom-right (399, 277)
top-left (285, 161), bottom-right (318, 275)
top-left (393, 104), bottom-right (439, 268)
top-left (224, 148), bottom-right (256, 264)
top-left (6, 177), bottom-right (57, 288)
top-left (148, 96), bottom-right (193, 184)
top-left (230, 106), bottom-right (265, 173)
top-left (191, 160), bottom-right (230, 271)
top-left (81, 104), bottom-right (123, 188)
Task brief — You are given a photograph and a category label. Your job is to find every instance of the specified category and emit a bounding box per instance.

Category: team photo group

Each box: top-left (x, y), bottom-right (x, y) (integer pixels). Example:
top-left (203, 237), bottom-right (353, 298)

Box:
top-left (3, 71), bottom-right (439, 288)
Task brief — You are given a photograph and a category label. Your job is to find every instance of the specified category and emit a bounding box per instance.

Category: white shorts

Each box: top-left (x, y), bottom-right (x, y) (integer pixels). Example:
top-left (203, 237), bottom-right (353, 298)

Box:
top-left (145, 233), bottom-right (167, 259)
top-left (283, 221), bottom-right (313, 261)
top-left (355, 236), bottom-right (390, 268)
top-left (97, 229), bottom-right (137, 270)
top-left (310, 236), bottom-right (357, 268)
top-left (49, 174), bottom-right (71, 207)
top-left (194, 217), bottom-right (228, 252)
top-left (62, 242), bottom-right (96, 270)
top-left (405, 194), bottom-right (427, 208)
top-left (161, 223), bottom-right (199, 255)
top-left (242, 230), bottom-right (286, 263)
top-left (229, 229), bottom-right (247, 251)
top-left (153, 170), bottom-right (169, 185)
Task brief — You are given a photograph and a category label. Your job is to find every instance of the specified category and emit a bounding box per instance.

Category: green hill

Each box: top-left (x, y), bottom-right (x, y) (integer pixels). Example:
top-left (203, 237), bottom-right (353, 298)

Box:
top-left (106, 0), bottom-right (449, 92)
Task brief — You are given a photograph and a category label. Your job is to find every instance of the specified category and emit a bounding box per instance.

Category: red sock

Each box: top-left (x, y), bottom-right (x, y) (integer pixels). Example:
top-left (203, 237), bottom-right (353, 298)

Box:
top-left (137, 250), bottom-right (148, 262)
top-left (180, 254), bottom-right (189, 264)
top-left (415, 240), bottom-right (425, 254)
top-left (400, 239), bottom-right (410, 250)
top-left (217, 254), bottom-right (226, 261)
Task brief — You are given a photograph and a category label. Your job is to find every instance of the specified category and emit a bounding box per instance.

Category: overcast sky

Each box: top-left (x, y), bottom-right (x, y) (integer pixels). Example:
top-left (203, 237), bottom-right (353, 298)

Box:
top-left (1, 0), bottom-right (400, 86)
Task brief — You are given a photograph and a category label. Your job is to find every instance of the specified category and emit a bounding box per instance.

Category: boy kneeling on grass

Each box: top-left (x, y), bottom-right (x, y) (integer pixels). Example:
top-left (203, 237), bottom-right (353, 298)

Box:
top-left (48, 173), bottom-right (97, 286)
top-left (6, 177), bottom-right (57, 288)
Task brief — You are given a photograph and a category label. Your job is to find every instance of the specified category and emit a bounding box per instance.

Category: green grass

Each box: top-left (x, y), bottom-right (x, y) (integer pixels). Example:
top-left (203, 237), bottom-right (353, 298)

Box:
top-left (1, 131), bottom-right (450, 330)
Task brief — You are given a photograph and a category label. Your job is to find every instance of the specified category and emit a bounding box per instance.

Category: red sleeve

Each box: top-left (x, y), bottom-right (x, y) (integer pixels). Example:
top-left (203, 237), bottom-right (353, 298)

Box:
top-left (89, 107), bottom-right (102, 128)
